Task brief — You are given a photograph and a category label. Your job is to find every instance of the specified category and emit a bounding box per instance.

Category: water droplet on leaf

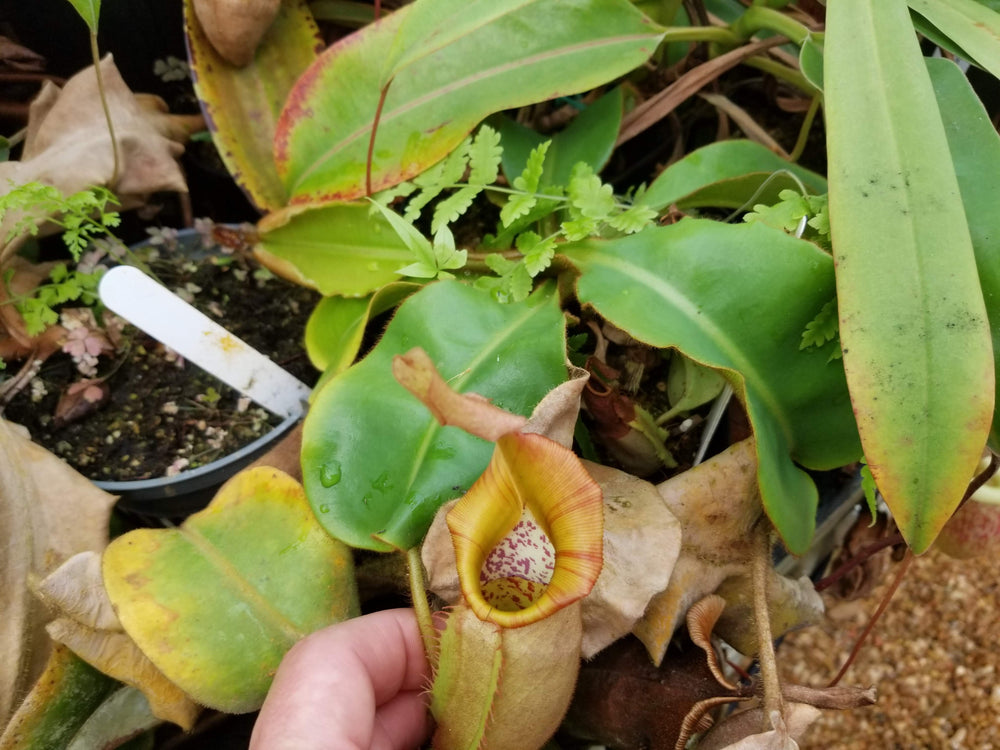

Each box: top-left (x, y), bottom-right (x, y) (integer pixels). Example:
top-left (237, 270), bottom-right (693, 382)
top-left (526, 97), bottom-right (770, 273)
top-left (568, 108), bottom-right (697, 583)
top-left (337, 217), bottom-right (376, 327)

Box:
top-left (319, 461), bottom-right (342, 487)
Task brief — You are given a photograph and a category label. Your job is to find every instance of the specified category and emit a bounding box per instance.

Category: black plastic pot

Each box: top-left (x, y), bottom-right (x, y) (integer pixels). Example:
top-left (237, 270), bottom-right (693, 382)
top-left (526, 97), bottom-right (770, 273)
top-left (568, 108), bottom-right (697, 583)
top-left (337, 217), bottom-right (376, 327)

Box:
top-left (95, 412), bottom-right (299, 519)
top-left (93, 228), bottom-right (306, 519)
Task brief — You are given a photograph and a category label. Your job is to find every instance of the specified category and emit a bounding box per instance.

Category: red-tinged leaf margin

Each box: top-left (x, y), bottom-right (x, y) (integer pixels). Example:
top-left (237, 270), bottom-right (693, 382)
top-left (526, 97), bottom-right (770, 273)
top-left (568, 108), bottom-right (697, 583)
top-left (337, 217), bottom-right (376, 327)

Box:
top-left (185, 0), bottom-right (323, 211)
top-left (274, 0), bottom-right (664, 203)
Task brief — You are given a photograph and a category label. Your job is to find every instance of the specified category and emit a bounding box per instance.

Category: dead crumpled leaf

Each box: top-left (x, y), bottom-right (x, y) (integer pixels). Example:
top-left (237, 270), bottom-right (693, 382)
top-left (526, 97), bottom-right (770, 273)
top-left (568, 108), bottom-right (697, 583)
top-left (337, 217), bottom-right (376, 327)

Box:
top-left (192, 0), bottom-right (282, 67)
top-left (0, 417), bottom-right (117, 727)
top-left (410, 349), bottom-right (682, 658)
top-left (633, 440), bottom-right (824, 665)
top-left (697, 705), bottom-right (821, 750)
top-left (0, 55), bottom-right (202, 262)
top-left (34, 551), bottom-right (201, 729)
top-left (0, 36), bottom-right (45, 73)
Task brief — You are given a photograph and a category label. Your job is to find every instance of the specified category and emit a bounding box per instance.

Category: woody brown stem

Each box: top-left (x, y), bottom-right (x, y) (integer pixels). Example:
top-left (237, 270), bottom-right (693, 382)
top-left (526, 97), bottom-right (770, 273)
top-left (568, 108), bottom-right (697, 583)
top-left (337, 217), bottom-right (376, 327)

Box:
top-left (752, 523), bottom-right (783, 728)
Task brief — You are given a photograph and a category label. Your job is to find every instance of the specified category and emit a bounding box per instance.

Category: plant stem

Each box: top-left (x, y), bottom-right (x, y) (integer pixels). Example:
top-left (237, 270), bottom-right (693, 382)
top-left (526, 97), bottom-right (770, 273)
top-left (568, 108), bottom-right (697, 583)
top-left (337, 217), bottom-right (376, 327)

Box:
top-left (661, 26), bottom-right (742, 46)
top-left (366, 81), bottom-right (391, 197)
top-left (788, 94), bottom-right (821, 163)
top-left (89, 33), bottom-right (120, 186)
top-left (732, 5), bottom-right (810, 46)
top-left (407, 546), bottom-right (439, 667)
top-left (828, 550), bottom-right (914, 687)
top-left (752, 523), bottom-right (784, 728)
top-left (743, 55), bottom-right (816, 95)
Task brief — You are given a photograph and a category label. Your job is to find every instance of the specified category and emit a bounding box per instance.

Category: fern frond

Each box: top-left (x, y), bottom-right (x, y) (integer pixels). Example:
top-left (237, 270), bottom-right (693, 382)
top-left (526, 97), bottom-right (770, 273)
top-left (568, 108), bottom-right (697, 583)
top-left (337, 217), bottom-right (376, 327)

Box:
top-left (513, 141), bottom-right (550, 193)
top-left (431, 185), bottom-right (482, 235)
top-left (516, 231), bottom-right (558, 277)
top-left (607, 204), bottom-right (657, 234)
top-left (567, 163), bottom-right (615, 221)
top-left (499, 193), bottom-right (537, 228)
top-left (469, 125), bottom-right (503, 185)
top-left (800, 298), bottom-right (839, 351)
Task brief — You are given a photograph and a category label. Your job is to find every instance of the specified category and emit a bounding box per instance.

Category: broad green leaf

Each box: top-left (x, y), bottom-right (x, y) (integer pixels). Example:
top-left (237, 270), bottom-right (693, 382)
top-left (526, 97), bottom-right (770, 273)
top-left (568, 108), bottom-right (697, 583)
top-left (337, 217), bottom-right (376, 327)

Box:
top-left (305, 282), bottom-right (419, 375)
top-left (908, 0), bottom-right (1000, 79)
top-left (799, 33), bottom-right (824, 91)
top-left (825, 0), bottom-right (993, 553)
top-left (562, 220), bottom-right (860, 554)
top-left (927, 58), bottom-right (1000, 446)
top-left (185, 0), bottom-right (322, 210)
top-left (494, 87), bottom-right (624, 188)
top-left (276, 0), bottom-right (663, 202)
top-left (103, 468), bottom-right (358, 712)
top-left (0, 646), bottom-right (117, 750)
top-left (638, 140), bottom-right (826, 212)
top-left (64, 0), bottom-right (100, 32)
top-left (301, 281), bottom-right (567, 552)
top-left (255, 201), bottom-right (412, 296)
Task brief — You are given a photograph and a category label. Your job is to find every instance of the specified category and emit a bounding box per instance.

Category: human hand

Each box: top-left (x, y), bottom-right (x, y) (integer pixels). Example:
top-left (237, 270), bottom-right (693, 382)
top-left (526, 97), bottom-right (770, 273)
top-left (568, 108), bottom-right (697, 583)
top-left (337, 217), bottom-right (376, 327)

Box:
top-left (250, 608), bottom-right (431, 750)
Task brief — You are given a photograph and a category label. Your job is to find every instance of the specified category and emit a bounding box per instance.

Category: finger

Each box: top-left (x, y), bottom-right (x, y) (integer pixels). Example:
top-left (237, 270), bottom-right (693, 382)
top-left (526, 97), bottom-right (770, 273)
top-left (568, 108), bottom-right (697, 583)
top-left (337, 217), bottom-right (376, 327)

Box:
top-left (250, 609), bottom-right (430, 750)
top-left (371, 690), bottom-right (433, 750)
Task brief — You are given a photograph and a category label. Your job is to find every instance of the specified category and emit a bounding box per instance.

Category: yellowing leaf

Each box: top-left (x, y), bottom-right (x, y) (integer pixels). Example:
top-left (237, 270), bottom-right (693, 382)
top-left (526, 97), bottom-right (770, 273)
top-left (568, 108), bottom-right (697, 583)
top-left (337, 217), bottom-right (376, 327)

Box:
top-left (102, 467), bottom-right (358, 712)
top-left (35, 552), bottom-right (200, 729)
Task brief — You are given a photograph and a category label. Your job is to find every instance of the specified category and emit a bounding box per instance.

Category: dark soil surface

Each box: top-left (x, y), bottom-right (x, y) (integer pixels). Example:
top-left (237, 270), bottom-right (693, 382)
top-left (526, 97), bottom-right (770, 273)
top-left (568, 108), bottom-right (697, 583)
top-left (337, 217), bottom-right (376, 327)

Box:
top-left (5, 249), bottom-right (319, 482)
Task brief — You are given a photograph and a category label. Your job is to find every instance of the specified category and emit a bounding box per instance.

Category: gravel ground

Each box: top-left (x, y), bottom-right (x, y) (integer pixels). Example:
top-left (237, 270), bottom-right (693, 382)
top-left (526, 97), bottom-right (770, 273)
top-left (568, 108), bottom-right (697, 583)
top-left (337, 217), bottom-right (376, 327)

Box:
top-left (778, 546), bottom-right (1000, 749)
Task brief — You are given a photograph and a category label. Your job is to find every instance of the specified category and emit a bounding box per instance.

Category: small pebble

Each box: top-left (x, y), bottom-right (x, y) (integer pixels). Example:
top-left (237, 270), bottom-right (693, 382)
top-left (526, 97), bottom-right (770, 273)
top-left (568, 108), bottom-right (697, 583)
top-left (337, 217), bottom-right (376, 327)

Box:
top-left (779, 547), bottom-right (1000, 748)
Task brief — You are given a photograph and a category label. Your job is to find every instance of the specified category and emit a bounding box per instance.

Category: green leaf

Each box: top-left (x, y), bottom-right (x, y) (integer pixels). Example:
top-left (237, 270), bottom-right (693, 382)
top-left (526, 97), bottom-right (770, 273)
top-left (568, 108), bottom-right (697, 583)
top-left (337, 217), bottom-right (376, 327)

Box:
top-left (275, 0), bottom-right (663, 202)
top-left (907, 0), bottom-right (1000, 79)
top-left (562, 220), bottom-right (860, 554)
top-left (825, 0), bottom-right (993, 553)
top-left (255, 202), bottom-right (413, 296)
top-left (658, 353), bottom-right (727, 424)
top-left (638, 140), bottom-right (827, 212)
top-left (495, 87), bottom-right (624, 188)
top-left (799, 33), bottom-right (824, 91)
top-left (305, 283), bottom-right (419, 383)
top-left (64, 0), bottom-right (100, 32)
top-left (103, 468), bottom-right (358, 712)
top-left (927, 58), bottom-right (1000, 447)
top-left (184, 0), bottom-right (322, 211)
top-left (301, 281), bottom-right (567, 551)
top-left (369, 200), bottom-right (434, 260)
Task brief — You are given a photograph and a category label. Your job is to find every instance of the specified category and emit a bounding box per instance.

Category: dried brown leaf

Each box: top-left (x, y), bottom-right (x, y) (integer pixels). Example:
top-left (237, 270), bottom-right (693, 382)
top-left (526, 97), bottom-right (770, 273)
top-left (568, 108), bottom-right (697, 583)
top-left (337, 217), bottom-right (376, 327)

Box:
top-left (633, 439), bottom-right (762, 665)
top-left (0, 418), bottom-right (116, 726)
top-left (392, 347), bottom-right (527, 441)
top-left (698, 705), bottom-right (821, 750)
top-left (192, 0), bottom-right (281, 67)
top-left (0, 36), bottom-right (46, 73)
top-left (0, 56), bottom-right (191, 261)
